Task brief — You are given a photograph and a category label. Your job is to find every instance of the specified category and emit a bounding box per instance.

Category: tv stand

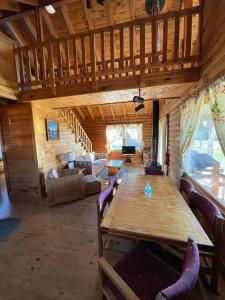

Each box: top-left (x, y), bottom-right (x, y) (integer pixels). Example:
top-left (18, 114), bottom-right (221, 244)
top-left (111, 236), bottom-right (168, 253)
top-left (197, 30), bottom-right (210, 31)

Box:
top-left (121, 154), bottom-right (134, 163)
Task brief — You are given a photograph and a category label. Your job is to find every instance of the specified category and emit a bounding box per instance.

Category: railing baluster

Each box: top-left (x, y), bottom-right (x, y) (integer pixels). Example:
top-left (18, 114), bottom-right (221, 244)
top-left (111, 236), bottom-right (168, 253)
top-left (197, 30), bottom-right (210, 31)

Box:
top-left (186, 13), bottom-right (192, 59)
top-left (90, 32), bottom-right (96, 86)
top-left (120, 27), bottom-right (124, 70)
top-left (33, 47), bottom-right (40, 81)
top-left (65, 40), bottom-right (70, 77)
top-left (174, 16), bottom-right (180, 61)
top-left (130, 25), bottom-right (134, 68)
top-left (25, 48), bottom-right (31, 83)
top-left (140, 21), bottom-right (145, 86)
top-left (48, 41), bottom-right (55, 96)
top-left (73, 39), bottom-right (78, 78)
top-left (57, 40), bottom-right (63, 79)
top-left (152, 19), bottom-right (156, 63)
top-left (110, 29), bottom-right (115, 75)
top-left (81, 35), bottom-right (87, 75)
top-left (18, 49), bottom-right (25, 84)
top-left (39, 45), bottom-right (47, 86)
top-left (101, 31), bottom-right (106, 73)
top-left (163, 18), bottom-right (168, 63)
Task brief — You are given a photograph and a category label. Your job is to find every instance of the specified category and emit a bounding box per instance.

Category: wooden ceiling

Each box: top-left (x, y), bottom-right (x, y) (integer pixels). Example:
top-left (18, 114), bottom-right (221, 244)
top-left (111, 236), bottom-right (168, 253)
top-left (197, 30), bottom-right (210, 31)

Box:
top-left (32, 82), bottom-right (195, 109)
top-left (73, 100), bottom-right (152, 121)
top-left (0, 0), bottom-right (199, 47)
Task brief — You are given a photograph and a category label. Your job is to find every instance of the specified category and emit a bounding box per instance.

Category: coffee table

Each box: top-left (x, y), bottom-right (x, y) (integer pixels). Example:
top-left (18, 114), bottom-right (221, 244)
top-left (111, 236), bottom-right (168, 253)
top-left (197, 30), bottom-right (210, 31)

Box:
top-left (105, 160), bottom-right (123, 176)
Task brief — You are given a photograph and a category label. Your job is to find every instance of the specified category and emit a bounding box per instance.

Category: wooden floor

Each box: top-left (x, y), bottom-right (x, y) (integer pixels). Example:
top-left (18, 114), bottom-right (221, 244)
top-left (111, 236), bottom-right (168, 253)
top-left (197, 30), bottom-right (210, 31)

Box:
top-left (0, 166), bottom-right (224, 300)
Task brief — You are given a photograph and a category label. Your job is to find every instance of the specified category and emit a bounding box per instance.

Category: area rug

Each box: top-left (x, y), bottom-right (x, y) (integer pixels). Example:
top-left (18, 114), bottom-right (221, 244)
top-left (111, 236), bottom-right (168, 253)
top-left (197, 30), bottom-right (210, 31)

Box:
top-left (0, 218), bottom-right (21, 242)
top-left (97, 168), bottom-right (128, 181)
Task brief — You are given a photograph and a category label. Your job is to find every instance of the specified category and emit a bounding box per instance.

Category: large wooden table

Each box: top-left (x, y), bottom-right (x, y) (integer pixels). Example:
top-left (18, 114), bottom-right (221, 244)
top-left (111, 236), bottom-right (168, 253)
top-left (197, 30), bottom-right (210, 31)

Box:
top-left (101, 174), bottom-right (213, 250)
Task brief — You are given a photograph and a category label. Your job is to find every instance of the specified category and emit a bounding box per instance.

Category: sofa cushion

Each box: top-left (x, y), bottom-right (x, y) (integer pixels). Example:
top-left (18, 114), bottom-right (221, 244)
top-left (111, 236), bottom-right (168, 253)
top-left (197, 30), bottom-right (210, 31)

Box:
top-left (90, 152), bottom-right (96, 162)
top-left (47, 169), bottom-right (59, 180)
top-left (84, 175), bottom-right (101, 196)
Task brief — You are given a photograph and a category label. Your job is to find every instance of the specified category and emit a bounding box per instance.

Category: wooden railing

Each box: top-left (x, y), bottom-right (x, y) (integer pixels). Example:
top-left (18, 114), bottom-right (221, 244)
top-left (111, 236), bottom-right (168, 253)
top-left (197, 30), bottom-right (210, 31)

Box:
top-left (14, 6), bottom-right (201, 100)
top-left (59, 108), bottom-right (92, 153)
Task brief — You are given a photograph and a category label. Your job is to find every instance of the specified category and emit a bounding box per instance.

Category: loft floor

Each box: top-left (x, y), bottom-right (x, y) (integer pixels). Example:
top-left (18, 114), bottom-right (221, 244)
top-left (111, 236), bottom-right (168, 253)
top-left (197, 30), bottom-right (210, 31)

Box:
top-left (0, 167), bottom-right (224, 300)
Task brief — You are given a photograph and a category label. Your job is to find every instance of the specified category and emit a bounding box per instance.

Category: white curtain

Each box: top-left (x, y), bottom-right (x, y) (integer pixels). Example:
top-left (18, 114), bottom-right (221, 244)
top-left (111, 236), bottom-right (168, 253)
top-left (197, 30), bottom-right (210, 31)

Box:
top-left (125, 124), bottom-right (143, 145)
top-left (158, 117), bottom-right (167, 169)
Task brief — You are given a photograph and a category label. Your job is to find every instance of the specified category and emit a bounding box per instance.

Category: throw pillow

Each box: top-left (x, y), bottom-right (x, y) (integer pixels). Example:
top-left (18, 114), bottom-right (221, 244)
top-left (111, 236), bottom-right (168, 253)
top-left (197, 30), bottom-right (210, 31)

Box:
top-left (47, 168), bottom-right (59, 180)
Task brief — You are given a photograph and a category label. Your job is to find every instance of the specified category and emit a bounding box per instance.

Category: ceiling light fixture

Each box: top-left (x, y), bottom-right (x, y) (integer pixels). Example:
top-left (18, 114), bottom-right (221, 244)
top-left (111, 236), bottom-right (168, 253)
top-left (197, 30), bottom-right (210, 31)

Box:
top-left (133, 89), bottom-right (145, 112)
top-left (135, 103), bottom-right (145, 112)
top-left (45, 5), bottom-right (56, 14)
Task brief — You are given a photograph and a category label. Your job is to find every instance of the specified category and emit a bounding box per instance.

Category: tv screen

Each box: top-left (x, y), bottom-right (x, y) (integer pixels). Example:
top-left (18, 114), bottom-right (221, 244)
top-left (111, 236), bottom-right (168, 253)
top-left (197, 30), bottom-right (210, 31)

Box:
top-left (122, 146), bottom-right (136, 154)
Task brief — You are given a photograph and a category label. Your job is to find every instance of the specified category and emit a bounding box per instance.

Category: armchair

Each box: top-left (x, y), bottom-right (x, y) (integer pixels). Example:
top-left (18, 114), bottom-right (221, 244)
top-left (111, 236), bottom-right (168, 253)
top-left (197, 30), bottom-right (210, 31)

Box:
top-left (46, 169), bottom-right (85, 206)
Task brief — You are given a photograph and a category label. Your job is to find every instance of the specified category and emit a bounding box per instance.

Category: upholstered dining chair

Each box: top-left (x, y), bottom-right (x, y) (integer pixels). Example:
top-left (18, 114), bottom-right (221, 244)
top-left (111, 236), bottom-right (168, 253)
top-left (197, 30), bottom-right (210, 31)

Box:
top-left (145, 166), bottom-right (164, 176)
top-left (190, 191), bottom-right (224, 292)
top-left (109, 175), bottom-right (118, 197)
top-left (99, 237), bottom-right (200, 300)
top-left (179, 177), bottom-right (195, 205)
top-left (97, 186), bottom-right (113, 256)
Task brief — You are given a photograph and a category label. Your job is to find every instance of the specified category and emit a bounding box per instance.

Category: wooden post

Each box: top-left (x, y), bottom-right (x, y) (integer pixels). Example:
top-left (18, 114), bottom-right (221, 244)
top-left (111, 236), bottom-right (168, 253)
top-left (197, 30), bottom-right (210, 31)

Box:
top-left (90, 32), bottom-right (97, 89)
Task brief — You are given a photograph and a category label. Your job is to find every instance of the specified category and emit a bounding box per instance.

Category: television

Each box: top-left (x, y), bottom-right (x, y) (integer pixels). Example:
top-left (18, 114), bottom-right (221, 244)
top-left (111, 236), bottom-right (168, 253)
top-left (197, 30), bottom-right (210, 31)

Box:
top-left (122, 146), bottom-right (136, 154)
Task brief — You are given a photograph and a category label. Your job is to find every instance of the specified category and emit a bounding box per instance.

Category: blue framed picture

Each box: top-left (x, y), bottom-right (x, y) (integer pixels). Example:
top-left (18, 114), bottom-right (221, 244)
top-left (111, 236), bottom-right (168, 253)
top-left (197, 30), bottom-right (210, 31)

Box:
top-left (46, 119), bottom-right (60, 140)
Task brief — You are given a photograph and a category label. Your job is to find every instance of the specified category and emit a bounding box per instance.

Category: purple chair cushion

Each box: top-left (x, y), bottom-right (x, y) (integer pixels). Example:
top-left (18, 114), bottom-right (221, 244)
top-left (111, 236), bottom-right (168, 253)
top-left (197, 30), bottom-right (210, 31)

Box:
top-left (102, 239), bottom-right (199, 300)
top-left (97, 186), bottom-right (112, 218)
top-left (179, 177), bottom-right (195, 195)
top-left (145, 167), bottom-right (164, 176)
top-left (190, 191), bottom-right (222, 231)
top-left (109, 175), bottom-right (118, 189)
top-left (160, 239), bottom-right (199, 300)
top-left (103, 246), bottom-right (179, 300)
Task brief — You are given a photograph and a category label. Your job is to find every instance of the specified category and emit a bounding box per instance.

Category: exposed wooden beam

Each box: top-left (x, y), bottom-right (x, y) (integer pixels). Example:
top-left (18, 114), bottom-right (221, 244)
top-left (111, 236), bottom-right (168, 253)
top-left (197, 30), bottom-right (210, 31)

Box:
top-left (60, 4), bottom-right (82, 63)
top-left (12, 0), bottom-right (39, 5)
top-left (0, 1), bottom-right (20, 12)
top-left (98, 106), bottom-right (104, 120)
top-left (108, 0), bottom-right (113, 26)
top-left (86, 106), bottom-right (94, 120)
top-left (110, 104), bottom-right (115, 119)
top-left (23, 15), bottom-right (37, 40)
top-left (6, 21), bottom-right (26, 46)
top-left (82, 0), bottom-right (94, 29)
top-left (76, 107), bottom-right (85, 121)
top-left (41, 8), bottom-right (57, 37)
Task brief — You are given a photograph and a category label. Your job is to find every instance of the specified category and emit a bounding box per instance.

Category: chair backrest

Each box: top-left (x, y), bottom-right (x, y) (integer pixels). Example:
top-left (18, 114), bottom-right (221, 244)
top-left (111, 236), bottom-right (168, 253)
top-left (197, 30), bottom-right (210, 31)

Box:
top-left (145, 166), bottom-right (164, 176)
top-left (109, 175), bottom-right (118, 190)
top-left (179, 177), bottom-right (195, 205)
top-left (190, 191), bottom-right (222, 234)
top-left (97, 186), bottom-right (113, 223)
top-left (157, 237), bottom-right (200, 300)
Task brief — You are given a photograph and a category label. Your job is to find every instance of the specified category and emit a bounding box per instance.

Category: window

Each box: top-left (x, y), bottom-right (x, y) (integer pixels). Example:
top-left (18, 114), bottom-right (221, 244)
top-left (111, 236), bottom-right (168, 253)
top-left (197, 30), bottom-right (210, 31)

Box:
top-left (183, 102), bottom-right (225, 202)
top-left (106, 124), bottom-right (143, 151)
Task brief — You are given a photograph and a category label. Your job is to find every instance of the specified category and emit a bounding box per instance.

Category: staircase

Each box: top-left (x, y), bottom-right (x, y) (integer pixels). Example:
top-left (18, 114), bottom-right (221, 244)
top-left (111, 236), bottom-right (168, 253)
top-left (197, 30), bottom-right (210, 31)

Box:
top-left (58, 108), bottom-right (92, 153)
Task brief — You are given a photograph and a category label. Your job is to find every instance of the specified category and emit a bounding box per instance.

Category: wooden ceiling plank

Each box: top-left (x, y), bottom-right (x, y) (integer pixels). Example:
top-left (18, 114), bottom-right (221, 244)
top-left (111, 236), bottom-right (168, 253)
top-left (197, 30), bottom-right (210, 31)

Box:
top-left (12, 0), bottom-right (39, 5)
top-left (123, 104), bottom-right (127, 118)
top-left (76, 107), bottom-right (85, 121)
top-left (87, 106), bottom-right (94, 120)
top-left (108, 0), bottom-right (113, 26)
top-left (82, 0), bottom-right (94, 30)
top-left (23, 14), bottom-right (37, 40)
top-left (98, 105), bottom-right (104, 120)
top-left (41, 8), bottom-right (57, 37)
top-left (0, 1), bottom-right (20, 12)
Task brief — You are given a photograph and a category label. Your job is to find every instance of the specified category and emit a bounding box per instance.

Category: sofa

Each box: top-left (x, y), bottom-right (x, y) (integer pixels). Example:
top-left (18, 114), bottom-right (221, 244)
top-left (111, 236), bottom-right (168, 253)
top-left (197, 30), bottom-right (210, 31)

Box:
top-left (46, 168), bottom-right (101, 206)
top-left (74, 152), bottom-right (108, 176)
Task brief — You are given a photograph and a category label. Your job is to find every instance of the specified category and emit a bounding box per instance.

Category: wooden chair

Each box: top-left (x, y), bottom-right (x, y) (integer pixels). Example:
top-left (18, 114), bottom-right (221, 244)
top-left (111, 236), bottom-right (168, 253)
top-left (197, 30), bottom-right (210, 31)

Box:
top-left (99, 237), bottom-right (200, 300)
top-left (190, 191), bottom-right (224, 292)
top-left (145, 166), bottom-right (164, 176)
top-left (179, 177), bottom-right (195, 205)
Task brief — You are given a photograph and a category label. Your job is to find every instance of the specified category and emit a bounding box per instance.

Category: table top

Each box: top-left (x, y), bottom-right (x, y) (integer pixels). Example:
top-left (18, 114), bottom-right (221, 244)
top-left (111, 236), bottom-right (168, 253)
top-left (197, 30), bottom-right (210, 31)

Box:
top-left (105, 160), bottom-right (124, 168)
top-left (101, 174), bottom-right (213, 249)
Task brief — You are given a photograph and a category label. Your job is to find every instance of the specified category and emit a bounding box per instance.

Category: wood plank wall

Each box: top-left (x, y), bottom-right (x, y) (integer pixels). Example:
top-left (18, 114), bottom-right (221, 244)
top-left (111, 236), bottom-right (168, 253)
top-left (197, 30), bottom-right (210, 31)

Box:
top-left (0, 32), bottom-right (17, 100)
top-left (0, 104), bottom-right (40, 200)
top-left (82, 115), bottom-right (152, 161)
top-left (160, 0), bottom-right (225, 183)
top-left (32, 104), bottom-right (84, 176)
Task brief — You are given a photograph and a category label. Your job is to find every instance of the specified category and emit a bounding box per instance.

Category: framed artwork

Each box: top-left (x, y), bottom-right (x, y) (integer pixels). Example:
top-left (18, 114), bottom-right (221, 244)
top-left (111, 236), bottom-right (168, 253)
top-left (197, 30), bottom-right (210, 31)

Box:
top-left (46, 119), bottom-right (60, 140)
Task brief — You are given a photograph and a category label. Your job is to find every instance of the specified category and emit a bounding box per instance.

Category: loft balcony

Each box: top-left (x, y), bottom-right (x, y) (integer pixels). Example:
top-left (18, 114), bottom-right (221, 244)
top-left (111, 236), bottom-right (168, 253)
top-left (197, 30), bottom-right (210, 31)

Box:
top-left (14, 6), bottom-right (201, 101)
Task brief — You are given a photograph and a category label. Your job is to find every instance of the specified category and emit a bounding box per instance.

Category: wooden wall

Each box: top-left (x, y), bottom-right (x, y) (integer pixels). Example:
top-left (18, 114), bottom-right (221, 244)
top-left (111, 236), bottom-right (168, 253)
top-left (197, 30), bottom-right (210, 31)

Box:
top-left (0, 104), bottom-right (40, 200)
top-left (0, 32), bottom-right (17, 100)
top-left (82, 115), bottom-right (152, 161)
top-left (32, 103), bottom-right (84, 175)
